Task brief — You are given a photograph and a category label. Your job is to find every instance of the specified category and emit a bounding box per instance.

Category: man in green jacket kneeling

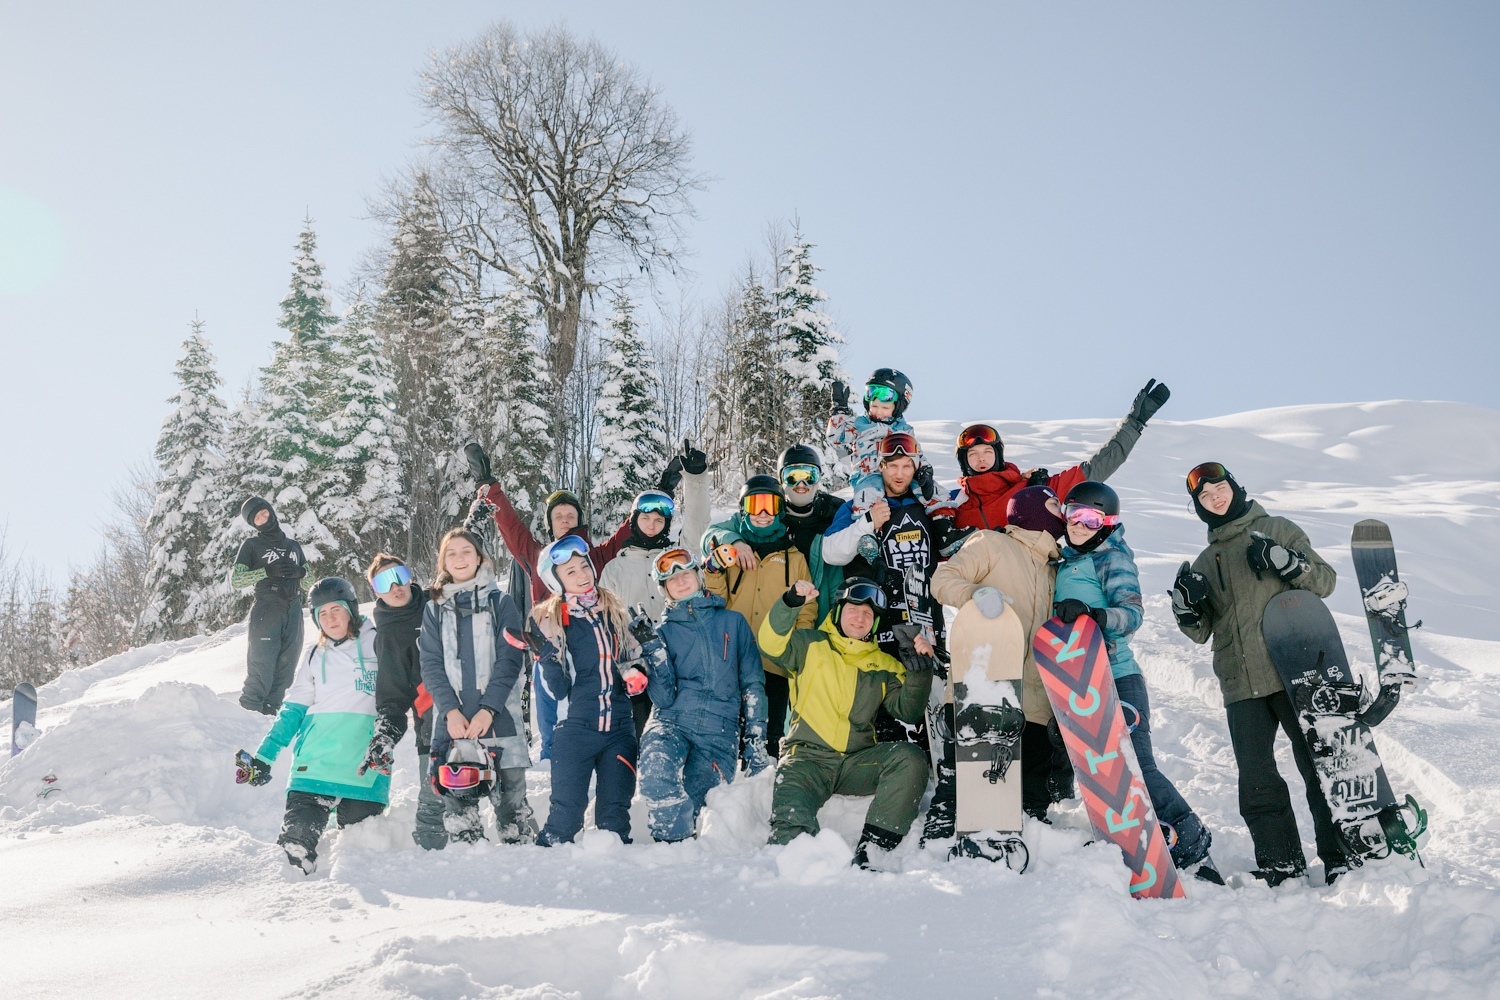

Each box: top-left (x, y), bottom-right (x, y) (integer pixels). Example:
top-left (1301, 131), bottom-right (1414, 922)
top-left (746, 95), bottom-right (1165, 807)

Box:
top-left (758, 577), bottom-right (935, 869)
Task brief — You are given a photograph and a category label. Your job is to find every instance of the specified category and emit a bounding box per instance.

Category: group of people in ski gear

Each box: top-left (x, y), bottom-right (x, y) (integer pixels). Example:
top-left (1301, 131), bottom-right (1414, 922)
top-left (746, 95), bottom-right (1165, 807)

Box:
top-left (230, 367), bottom-right (1371, 887)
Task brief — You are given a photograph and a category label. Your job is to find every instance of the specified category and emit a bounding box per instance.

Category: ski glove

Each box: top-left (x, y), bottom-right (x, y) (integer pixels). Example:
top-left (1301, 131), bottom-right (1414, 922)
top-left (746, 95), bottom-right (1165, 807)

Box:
top-left (620, 667), bottom-right (649, 697)
top-left (972, 586), bottom-right (1009, 619)
top-left (627, 605), bottom-right (669, 674)
top-left (1054, 599), bottom-right (1106, 628)
top-left (915, 464), bottom-right (936, 501)
top-left (235, 749), bottom-right (272, 787)
top-left (359, 729), bottom-right (396, 777)
top-left (938, 522), bottom-right (975, 559)
top-left (1027, 468), bottom-right (1051, 487)
top-left (1128, 379), bottom-right (1171, 426)
top-left (1171, 562), bottom-right (1210, 627)
top-left (831, 379), bottom-right (852, 415)
top-left (680, 438), bottom-right (708, 476)
top-left (657, 455), bottom-right (685, 497)
top-left (464, 442), bottom-right (496, 486)
top-left (1246, 531), bottom-right (1308, 582)
top-left (741, 733), bottom-right (772, 776)
top-left (892, 623), bottom-right (935, 673)
top-left (781, 585), bottom-right (808, 608)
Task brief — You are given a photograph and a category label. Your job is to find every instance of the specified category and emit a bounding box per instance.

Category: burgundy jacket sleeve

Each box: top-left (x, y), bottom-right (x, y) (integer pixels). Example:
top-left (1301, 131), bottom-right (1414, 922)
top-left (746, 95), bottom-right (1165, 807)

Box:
top-left (483, 484), bottom-right (543, 578)
top-left (590, 516), bottom-right (634, 572)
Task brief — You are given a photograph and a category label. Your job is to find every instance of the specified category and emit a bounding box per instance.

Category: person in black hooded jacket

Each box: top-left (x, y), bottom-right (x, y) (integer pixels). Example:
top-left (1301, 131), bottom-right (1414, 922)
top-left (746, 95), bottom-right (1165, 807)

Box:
top-left (232, 497), bottom-right (308, 715)
top-left (358, 553), bottom-right (446, 850)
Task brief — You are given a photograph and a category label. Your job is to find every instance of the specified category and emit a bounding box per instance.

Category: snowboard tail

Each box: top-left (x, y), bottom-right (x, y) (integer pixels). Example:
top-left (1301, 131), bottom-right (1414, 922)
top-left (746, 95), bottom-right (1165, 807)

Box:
top-left (1034, 616), bottom-right (1184, 899)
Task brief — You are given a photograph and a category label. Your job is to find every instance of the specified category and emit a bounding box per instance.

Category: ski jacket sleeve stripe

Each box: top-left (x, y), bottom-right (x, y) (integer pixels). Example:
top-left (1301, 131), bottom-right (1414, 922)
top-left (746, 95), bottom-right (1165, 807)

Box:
top-left (478, 593), bottom-right (525, 715)
top-left (417, 601), bottom-right (461, 720)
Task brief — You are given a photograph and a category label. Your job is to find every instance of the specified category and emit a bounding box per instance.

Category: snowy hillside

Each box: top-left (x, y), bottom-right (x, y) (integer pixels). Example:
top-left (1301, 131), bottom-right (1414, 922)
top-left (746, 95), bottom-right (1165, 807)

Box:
top-left (3, 400), bottom-right (1500, 1000)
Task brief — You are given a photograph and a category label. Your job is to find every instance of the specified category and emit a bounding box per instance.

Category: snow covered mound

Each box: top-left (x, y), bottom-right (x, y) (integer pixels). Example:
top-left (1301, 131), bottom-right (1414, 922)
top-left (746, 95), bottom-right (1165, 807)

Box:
top-left (3, 400), bottom-right (1500, 1000)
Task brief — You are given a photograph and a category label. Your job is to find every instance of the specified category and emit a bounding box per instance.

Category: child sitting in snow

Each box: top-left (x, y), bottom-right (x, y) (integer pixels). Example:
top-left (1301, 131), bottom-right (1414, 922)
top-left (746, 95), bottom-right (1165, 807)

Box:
top-left (631, 547), bottom-right (768, 843)
top-left (236, 577), bottom-right (387, 875)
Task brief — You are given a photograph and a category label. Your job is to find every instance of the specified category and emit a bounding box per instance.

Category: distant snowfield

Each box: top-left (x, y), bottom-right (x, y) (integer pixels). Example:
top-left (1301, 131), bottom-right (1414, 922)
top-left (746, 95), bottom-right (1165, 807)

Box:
top-left (4, 400), bottom-right (1499, 1000)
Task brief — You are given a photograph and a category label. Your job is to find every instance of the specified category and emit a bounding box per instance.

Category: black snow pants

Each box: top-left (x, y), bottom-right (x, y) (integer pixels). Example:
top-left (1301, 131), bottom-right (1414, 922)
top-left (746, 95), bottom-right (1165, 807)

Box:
top-left (241, 594), bottom-right (304, 715)
top-left (278, 790), bottom-right (385, 866)
top-left (1225, 691), bottom-right (1349, 876)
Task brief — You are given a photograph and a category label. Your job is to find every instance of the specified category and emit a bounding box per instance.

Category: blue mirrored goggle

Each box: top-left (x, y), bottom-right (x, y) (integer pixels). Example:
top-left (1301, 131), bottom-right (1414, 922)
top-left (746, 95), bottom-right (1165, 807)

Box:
top-left (635, 494), bottom-right (675, 517)
top-left (371, 563), bottom-right (412, 594)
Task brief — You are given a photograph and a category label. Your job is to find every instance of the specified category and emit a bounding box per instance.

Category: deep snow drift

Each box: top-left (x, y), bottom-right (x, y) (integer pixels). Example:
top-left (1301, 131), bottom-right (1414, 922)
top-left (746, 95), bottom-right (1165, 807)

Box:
top-left (3, 400), bottom-right (1499, 1000)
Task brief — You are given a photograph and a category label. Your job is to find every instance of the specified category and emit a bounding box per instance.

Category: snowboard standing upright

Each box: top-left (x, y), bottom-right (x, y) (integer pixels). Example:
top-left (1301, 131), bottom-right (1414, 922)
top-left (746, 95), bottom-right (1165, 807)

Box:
top-left (947, 598), bottom-right (1027, 868)
top-left (1351, 519), bottom-right (1420, 684)
top-left (1034, 616), bottom-right (1184, 899)
top-left (12, 682), bottom-right (37, 756)
top-left (1261, 589), bottom-right (1425, 861)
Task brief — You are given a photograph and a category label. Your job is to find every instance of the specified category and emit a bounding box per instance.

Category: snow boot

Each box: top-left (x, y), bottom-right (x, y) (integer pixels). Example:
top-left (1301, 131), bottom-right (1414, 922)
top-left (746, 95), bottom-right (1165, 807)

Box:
top-left (1250, 862), bottom-right (1305, 887)
top-left (851, 823), bottom-right (904, 871)
top-left (283, 842), bottom-right (317, 875)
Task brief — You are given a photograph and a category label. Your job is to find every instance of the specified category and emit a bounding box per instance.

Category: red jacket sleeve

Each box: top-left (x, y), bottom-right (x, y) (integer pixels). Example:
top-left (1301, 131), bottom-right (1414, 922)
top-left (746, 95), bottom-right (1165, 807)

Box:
top-left (1049, 464), bottom-right (1090, 502)
top-left (483, 484), bottom-right (543, 577)
top-left (590, 516), bottom-right (634, 572)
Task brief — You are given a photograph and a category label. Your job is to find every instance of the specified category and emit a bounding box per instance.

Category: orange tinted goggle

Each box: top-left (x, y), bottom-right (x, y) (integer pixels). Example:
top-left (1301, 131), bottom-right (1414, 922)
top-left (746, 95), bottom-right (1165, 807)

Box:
top-left (742, 493), bottom-right (781, 517)
top-left (652, 547), bottom-right (697, 582)
top-left (957, 424), bottom-right (1000, 450)
top-left (1185, 462), bottom-right (1230, 495)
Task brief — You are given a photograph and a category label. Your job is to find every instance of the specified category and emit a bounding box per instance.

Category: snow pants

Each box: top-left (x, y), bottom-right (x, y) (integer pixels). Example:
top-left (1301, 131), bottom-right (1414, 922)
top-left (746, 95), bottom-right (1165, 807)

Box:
top-left (413, 752), bottom-right (448, 850)
top-left (764, 673), bottom-right (790, 757)
top-left (241, 595), bottom-right (304, 716)
top-left (1113, 674), bottom-right (1211, 866)
top-left (538, 723), bottom-right (637, 846)
top-left (429, 736), bottom-right (535, 844)
top-left (769, 741), bottom-right (928, 846)
top-left (1225, 690), bottom-right (1348, 875)
top-left (532, 660), bottom-right (557, 760)
top-left (638, 717), bottom-right (736, 842)
top-left (278, 790), bottom-right (384, 866)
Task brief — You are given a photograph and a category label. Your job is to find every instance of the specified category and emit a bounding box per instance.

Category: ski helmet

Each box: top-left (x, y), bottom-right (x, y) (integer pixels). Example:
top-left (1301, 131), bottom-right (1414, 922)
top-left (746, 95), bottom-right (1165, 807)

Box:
top-left (537, 534), bottom-right (594, 596)
top-left (544, 490), bottom-right (584, 539)
top-left (831, 576), bottom-right (888, 636)
top-left (1063, 481), bottom-right (1120, 517)
top-left (437, 738), bottom-right (495, 801)
top-left (651, 547), bottom-right (699, 589)
top-left (308, 577), bottom-right (360, 633)
top-left (863, 368), bottom-right (914, 420)
top-left (777, 443), bottom-right (824, 473)
top-left (955, 424), bottom-right (1004, 477)
top-left (1062, 481), bottom-right (1121, 549)
top-left (629, 490), bottom-right (675, 548)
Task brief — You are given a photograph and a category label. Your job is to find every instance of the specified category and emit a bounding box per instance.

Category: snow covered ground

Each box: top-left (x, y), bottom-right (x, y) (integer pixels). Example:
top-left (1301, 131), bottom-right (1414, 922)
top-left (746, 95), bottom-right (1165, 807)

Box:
top-left (3, 400), bottom-right (1499, 1000)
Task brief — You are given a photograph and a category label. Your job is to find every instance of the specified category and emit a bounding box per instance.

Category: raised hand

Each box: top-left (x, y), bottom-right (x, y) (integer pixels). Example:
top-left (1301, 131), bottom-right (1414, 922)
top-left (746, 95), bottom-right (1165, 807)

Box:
top-left (1128, 379), bottom-right (1171, 425)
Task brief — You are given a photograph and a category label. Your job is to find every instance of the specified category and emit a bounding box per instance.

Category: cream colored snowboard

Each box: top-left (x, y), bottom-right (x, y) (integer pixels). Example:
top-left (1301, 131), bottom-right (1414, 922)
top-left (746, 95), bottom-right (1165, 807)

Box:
top-left (948, 598), bottom-right (1027, 834)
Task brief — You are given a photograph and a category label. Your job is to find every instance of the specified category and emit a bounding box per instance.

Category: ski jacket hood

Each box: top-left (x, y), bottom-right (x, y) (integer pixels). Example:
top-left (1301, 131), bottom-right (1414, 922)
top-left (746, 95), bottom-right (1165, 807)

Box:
top-left (931, 524), bottom-right (1061, 725)
top-left (1179, 500), bottom-right (1337, 704)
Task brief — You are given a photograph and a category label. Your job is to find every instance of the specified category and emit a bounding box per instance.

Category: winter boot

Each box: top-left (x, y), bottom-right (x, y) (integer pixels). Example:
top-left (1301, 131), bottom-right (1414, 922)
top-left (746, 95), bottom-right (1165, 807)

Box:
top-left (1250, 862), bottom-right (1306, 887)
top-left (851, 823), bottom-right (904, 871)
top-left (283, 842), bottom-right (317, 875)
top-left (1165, 814), bottom-right (1223, 883)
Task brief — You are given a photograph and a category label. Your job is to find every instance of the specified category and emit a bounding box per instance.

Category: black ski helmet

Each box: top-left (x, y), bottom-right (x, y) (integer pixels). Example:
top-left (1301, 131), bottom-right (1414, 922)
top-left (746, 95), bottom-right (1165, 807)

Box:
top-left (308, 577), bottom-right (361, 633)
top-left (955, 424), bottom-right (1004, 477)
top-left (831, 576), bottom-right (887, 636)
top-left (864, 368), bottom-right (914, 419)
top-left (777, 443), bottom-right (823, 473)
top-left (1064, 481), bottom-right (1120, 516)
top-left (739, 475), bottom-right (785, 504)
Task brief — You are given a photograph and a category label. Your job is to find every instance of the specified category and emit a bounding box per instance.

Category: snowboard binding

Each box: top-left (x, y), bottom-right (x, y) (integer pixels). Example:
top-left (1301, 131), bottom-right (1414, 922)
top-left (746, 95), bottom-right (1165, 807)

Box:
top-left (950, 835), bottom-right (1029, 873)
top-left (1364, 581), bottom-right (1422, 634)
top-left (1341, 794), bottom-right (1428, 863)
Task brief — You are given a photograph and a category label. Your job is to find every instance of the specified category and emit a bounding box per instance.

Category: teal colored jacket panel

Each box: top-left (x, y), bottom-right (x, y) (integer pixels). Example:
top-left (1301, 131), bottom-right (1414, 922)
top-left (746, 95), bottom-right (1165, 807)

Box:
top-left (1055, 528), bottom-right (1143, 680)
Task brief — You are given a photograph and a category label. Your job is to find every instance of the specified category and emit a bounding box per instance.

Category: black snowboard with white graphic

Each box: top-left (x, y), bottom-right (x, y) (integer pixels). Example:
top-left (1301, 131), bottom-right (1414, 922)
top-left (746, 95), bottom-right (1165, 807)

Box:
top-left (1351, 519), bottom-right (1420, 684)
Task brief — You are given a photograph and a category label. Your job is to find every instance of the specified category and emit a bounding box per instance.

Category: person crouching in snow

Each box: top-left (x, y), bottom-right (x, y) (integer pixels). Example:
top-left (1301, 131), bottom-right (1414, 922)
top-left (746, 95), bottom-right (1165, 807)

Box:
top-left (632, 547), bottom-right (768, 843)
top-left (1053, 481), bottom-right (1222, 884)
top-left (235, 577), bottom-right (386, 875)
top-left (759, 578), bottom-right (936, 869)
top-left (418, 528), bottom-right (536, 844)
top-left (529, 535), bottom-right (646, 846)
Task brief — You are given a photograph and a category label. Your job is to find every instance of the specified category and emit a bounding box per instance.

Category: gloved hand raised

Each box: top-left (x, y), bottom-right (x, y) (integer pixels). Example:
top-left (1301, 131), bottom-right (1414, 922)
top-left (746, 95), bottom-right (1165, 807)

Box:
top-left (892, 623), bottom-right (936, 673)
top-left (1171, 562), bottom-right (1210, 627)
top-left (915, 464), bottom-right (937, 501)
top-left (1247, 531), bottom-right (1308, 582)
top-left (680, 438), bottom-right (708, 476)
top-left (830, 379), bottom-right (852, 415)
top-left (1128, 379), bottom-right (1171, 426)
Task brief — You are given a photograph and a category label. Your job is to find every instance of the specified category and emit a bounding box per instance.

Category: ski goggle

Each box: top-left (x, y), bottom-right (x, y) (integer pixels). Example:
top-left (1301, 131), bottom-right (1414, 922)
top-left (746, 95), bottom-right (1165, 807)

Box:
top-left (438, 761), bottom-right (493, 792)
top-left (538, 534), bottom-right (591, 576)
top-left (1185, 462), bottom-right (1231, 495)
top-left (742, 493), bottom-right (782, 517)
top-left (370, 563), bottom-right (412, 594)
top-left (1062, 504), bottom-right (1121, 531)
top-left (633, 492), bottom-right (675, 517)
top-left (877, 432), bottom-right (921, 462)
top-left (836, 580), bottom-right (889, 611)
top-left (780, 464), bottom-right (820, 487)
top-left (864, 383), bottom-right (899, 404)
top-left (652, 547), bottom-right (698, 584)
top-left (956, 424), bottom-right (1001, 450)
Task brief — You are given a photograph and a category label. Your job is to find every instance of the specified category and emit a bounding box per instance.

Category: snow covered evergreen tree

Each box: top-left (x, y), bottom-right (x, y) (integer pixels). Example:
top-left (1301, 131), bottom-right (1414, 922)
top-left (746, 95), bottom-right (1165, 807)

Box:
top-left (730, 269), bottom-right (787, 478)
top-left (488, 289), bottom-right (554, 524)
top-left (141, 320), bottom-right (229, 640)
top-left (194, 385), bottom-right (259, 630)
top-left (593, 292), bottom-right (667, 525)
top-left (244, 220), bottom-right (341, 572)
top-left (315, 295), bottom-right (407, 586)
top-left (773, 228), bottom-right (845, 447)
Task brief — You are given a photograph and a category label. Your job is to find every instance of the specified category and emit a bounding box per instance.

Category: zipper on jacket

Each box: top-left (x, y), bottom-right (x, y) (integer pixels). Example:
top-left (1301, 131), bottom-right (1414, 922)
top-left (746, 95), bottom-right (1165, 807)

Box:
top-left (724, 631), bottom-right (729, 660)
top-left (1214, 553), bottom-right (1226, 590)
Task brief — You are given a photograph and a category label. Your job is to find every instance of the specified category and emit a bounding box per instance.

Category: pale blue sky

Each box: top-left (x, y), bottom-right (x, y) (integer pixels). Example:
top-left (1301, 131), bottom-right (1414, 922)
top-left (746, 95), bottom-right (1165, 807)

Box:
top-left (2, 1), bottom-right (1497, 576)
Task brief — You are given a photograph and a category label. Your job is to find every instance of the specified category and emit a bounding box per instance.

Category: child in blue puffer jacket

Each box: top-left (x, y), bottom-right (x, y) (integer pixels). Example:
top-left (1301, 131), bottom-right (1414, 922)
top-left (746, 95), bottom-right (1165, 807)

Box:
top-left (631, 547), bottom-right (769, 843)
top-left (1051, 481), bottom-right (1222, 884)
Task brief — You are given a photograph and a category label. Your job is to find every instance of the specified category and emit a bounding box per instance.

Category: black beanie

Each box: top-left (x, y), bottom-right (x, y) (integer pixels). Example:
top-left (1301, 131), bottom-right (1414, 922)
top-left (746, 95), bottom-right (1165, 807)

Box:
top-left (1192, 475), bottom-right (1250, 529)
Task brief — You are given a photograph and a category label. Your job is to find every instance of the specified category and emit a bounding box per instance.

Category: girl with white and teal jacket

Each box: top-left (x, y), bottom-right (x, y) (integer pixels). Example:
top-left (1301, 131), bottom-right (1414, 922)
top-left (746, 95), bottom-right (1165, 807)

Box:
top-left (1051, 481), bottom-right (1221, 884)
top-left (238, 577), bottom-right (387, 876)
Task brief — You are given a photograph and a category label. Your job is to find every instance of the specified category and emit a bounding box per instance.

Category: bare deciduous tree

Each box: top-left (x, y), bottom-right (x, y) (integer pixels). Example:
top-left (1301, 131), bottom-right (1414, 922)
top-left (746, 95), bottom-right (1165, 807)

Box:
top-left (421, 21), bottom-right (703, 468)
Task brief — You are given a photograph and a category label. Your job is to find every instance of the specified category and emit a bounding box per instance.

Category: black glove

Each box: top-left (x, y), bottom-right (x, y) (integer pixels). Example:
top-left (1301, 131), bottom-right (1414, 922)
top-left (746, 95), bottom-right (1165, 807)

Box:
top-left (1128, 379), bottom-right (1171, 426)
top-left (1171, 562), bottom-right (1210, 627)
top-left (1247, 531), bottom-right (1308, 582)
top-left (938, 522), bottom-right (976, 558)
top-left (782, 585), bottom-right (808, 608)
top-left (627, 604), bottom-right (660, 647)
top-left (359, 726), bottom-right (396, 776)
top-left (831, 379), bottom-right (852, 415)
top-left (464, 442), bottom-right (496, 486)
top-left (914, 464), bottom-right (936, 501)
top-left (657, 455), bottom-right (685, 496)
top-left (503, 624), bottom-right (556, 661)
top-left (892, 623), bottom-right (935, 673)
top-left (680, 438), bottom-right (708, 476)
top-left (1054, 599), bottom-right (1106, 628)
top-left (1027, 468), bottom-right (1050, 487)
top-left (235, 749), bottom-right (272, 787)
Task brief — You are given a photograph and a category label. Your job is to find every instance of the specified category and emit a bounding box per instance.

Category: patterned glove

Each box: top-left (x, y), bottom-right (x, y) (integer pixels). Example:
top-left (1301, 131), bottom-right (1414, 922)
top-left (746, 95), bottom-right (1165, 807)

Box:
top-left (1247, 531), bottom-right (1308, 582)
top-left (235, 750), bottom-right (272, 787)
top-left (741, 733), bottom-right (772, 776)
top-left (1171, 562), bottom-right (1210, 626)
